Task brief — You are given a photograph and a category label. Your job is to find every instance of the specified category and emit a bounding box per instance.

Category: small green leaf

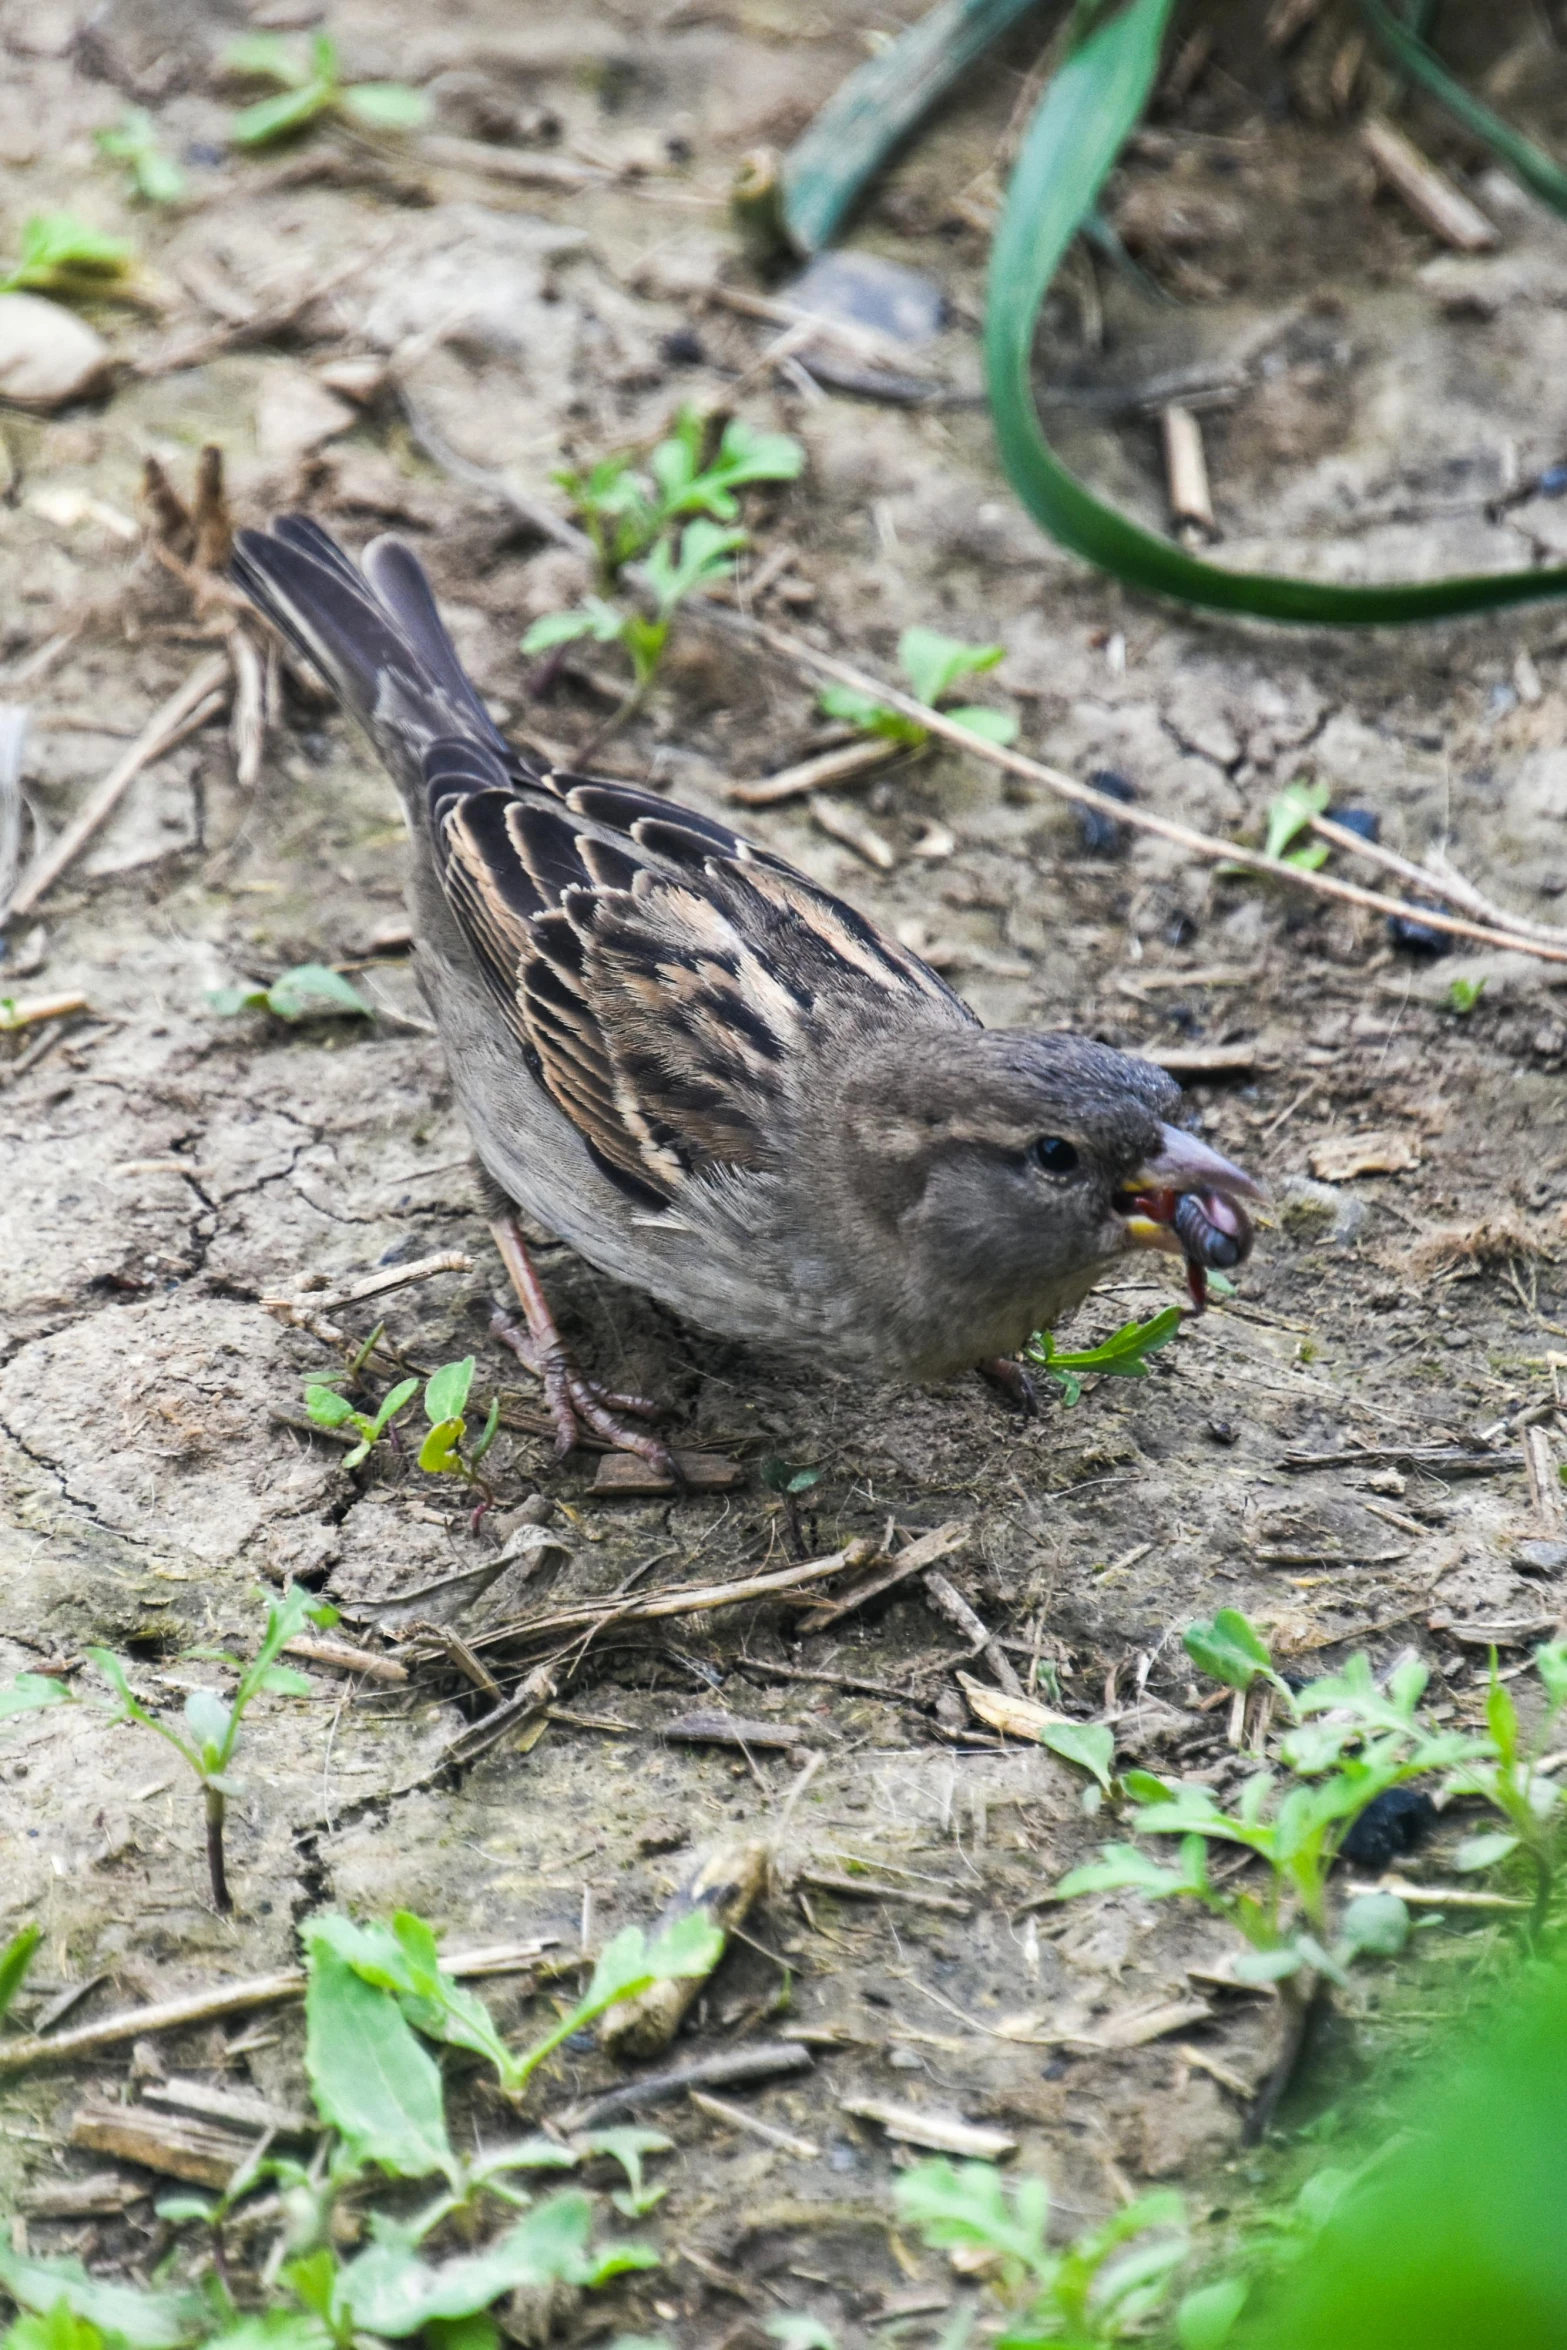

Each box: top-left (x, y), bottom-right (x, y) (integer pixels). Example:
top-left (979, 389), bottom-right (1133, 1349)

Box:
top-left (1037, 1718), bottom-right (1115, 1794)
top-left (945, 704), bottom-right (1019, 746)
top-left (1176, 2278), bottom-right (1248, 2350)
top-left (265, 963), bottom-right (373, 1021)
top-left (0, 1923), bottom-right (42, 2024)
top-left (231, 83), bottom-right (333, 146)
top-left (303, 1938), bottom-right (455, 2181)
top-left (469, 1396), bottom-right (501, 1467)
top-left (1263, 777), bottom-right (1331, 863)
top-left (2, 213), bottom-right (135, 295)
top-left (335, 2194), bottom-right (653, 2334)
top-left (1339, 1892), bottom-right (1409, 1958)
top-left (224, 31), bottom-right (310, 82)
top-left (425, 1357), bottom-right (476, 1426)
top-left (897, 626), bottom-right (1005, 708)
top-left (418, 1418), bottom-right (466, 1476)
top-left (1231, 1947), bottom-right (1303, 1984)
top-left (1183, 1609), bottom-right (1282, 1695)
top-left (183, 1687), bottom-right (232, 1762)
top-left (339, 82), bottom-right (430, 130)
top-left (154, 2195), bottom-right (217, 2225)
top-left (1054, 1843), bottom-right (1190, 1901)
top-left (1452, 1829), bottom-right (1521, 1873)
top-left (817, 681), bottom-right (923, 741)
top-left (304, 1384), bottom-right (357, 1429)
top-left (522, 608), bottom-right (611, 653)
top-left (0, 2246), bottom-right (204, 2349)
top-left (208, 985), bottom-right (270, 1015)
top-left (256, 1665), bottom-right (314, 1697)
top-left (372, 1378), bottom-right (420, 1437)
top-left (0, 1673), bottom-right (75, 1719)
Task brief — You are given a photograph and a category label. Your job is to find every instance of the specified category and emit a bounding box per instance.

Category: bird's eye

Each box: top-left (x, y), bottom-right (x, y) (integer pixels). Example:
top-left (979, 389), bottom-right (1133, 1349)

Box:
top-left (1031, 1136), bottom-right (1079, 1176)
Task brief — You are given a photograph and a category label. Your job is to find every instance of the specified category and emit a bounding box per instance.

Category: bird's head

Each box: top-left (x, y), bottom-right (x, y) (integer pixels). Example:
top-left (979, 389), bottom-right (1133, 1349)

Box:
top-left (834, 1025), bottom-right (1264, 1355)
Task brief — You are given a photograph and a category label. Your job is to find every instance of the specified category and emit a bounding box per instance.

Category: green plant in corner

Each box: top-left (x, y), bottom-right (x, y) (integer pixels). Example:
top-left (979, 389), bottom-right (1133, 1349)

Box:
top-left (819, 625), bottom-right (1019, 750)
top-left (95, 109), bottom-right (185, 204)
top-left (894, 2158), bottom-right (1188, 2345)
top-left (0, 214), bottom-right (135, 299)
top-left (224, 31), bottom-right (429, 148)
top-left (0, 1584), bottom-right (335, 1913)
top-left (1444, 1639), bottom-right (1567, 1934)
top-left (0, 1924), bottom-right (41, 2029)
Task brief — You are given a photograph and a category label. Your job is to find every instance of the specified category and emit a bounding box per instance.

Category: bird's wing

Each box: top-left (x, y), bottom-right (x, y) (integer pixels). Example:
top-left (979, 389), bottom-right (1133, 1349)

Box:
top-left (425, 739), bottom-right (975, 1207)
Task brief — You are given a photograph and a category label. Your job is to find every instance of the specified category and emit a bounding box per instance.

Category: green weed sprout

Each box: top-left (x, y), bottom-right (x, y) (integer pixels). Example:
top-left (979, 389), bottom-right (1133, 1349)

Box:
top-left (1055, 1615), bottom-right (1491, 1992)
top-left (225, 31), bottom-right (429, 148)
top-left (1023, 1304), bottom-right (1183, 1406)
top-left (1445, 975), bottom-right (1486, 1016)
top-left (1262, 778), bottom-right (1331, 872)
top-left (0, 1586), bottom-right (335, 1913)
top-left (0, 1924), bottom-right (40, 2028)
top-left (0, 214), bottom-right (135, 299)
top-left (305, 1369), bottom-right (418, 1469)
top-left (209, 962), bottom-right (373, 1021)
top-left (523, 408), bottom-right (803, 699)
top-left (1445, 1639), bottom-right (1567, 1933)
top-left (0, 1911), bottom-right (668, 2350)
top-left (417, 1355), bottom-right (500, 1497)
top-left (95, 110), bottom-right (185, 204)
top-left (819, 624), bottom-right (1019, 750)
top-left (895, 2159), bottom-right (1188, 2345)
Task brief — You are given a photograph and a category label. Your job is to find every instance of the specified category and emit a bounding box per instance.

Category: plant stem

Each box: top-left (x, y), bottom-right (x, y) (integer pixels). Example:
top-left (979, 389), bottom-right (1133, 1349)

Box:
top-left (1244, 1972), bottom-right (1328, 2145)
top-left (205, 1785), bottom-right (231, 1914)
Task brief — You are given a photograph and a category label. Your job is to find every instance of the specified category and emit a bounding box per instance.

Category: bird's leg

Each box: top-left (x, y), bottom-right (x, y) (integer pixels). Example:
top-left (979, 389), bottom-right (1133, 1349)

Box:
top-left (977, 1356), bottom-right (1039, 1416)
top-left (488, 1215), bottom-right (677, 1479)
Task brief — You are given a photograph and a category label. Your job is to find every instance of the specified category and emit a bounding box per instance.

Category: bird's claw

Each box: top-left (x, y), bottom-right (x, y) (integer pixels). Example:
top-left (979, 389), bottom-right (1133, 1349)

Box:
top-left (978, 1356), bottom-right (1040, 1417)
top-left (489, 1301), bottom-right (678, 1481)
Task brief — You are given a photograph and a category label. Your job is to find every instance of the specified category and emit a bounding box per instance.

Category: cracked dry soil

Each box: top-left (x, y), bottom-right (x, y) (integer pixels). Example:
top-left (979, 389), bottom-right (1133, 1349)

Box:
top-left (6, 0), bottom-right (1567, 2339)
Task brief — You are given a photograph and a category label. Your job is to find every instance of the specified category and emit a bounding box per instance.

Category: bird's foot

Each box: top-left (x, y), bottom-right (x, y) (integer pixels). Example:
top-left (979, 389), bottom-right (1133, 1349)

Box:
top-left (977, 1356), bottom-right (1039, 1416)
top-left (488, 1214), bottom-right (678, 1482)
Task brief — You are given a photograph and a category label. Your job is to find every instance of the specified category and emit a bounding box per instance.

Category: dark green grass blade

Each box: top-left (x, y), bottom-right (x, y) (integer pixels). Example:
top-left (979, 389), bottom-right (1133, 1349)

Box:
top-left (780, 0), bottom-right (1046, 254)
top-left (985, 0), bottom-right (1567, 621)
top-left (1359, 0), bottom-right (1567, 218)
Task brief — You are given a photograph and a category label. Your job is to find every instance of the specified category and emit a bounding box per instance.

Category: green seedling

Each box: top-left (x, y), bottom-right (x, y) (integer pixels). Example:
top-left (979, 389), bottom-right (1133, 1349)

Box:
top-left (760, 1454), bottom-right (821, 1556)
top-left (0, 1913), bottom-right (660, 2350)
top-left (305, 1370), bottom-right (418, 1469)
top-left (819, 624), bottom-right (1019, 749)
top-left (1444, 1639), bottom-right (1567, 1933)
top-left (417, 1355), bottom-right (500, 1497)
top-left (523, 408), bottom-right (802, 702)
top-left (0, 213), bottom-right (135, 299)
top-left (310, 1905), bottom-right (724, 2100)
top-left (209, 962), bottom-right (374, 1022)
top-left (1445, 974), bottom-right (1486, 1015)
top-left (1023, 1305), bottom-right (1183, 1406)
top-left (0, 1924), bottom-right (41, 2028)
top-left (1262, 778), bottom-right (1331, 871)
top-left (0, 1585), bottom-right (335, 1913)
top-left (95, 110), bottom-right (185, 204)
top-left (225, 30), bottom-right (429, 148)
top-left (895, 2159), bottom-right (1188, 2345)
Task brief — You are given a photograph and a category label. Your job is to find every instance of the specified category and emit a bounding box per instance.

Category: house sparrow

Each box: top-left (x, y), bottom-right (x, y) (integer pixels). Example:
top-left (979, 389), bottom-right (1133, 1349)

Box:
top-left (232, 518), bottom-right (1261, 1476)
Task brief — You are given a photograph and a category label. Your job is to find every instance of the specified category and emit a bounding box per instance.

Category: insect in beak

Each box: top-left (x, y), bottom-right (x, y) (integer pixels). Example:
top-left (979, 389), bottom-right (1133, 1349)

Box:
top-left (1115, 1125), bottom-right (1267, 1310)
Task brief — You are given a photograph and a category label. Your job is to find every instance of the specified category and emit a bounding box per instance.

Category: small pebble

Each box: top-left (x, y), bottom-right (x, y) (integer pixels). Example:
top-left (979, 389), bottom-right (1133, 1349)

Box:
top-left (1515, 1539), bottom-right (1567, 1576)
top-left (1327, 805), bottom-right (1380, 842)
top-left (1386, 899), bottom-right (1454, 956)
top-left (1538, 461), bottom-right (1567, 498)
top-left (1340, 1786), bottom-right (1434, 1870)
top-left (1206, 1417), bottom-right (1237, 1445)
top-left (660, 327), bottom-right (705, 367)
top-left (1076, 768), bottom-right (1136, 856)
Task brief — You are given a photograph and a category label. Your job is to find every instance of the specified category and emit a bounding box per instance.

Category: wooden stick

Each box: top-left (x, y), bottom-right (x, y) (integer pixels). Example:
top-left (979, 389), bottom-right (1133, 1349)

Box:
top-left (1362, 117), bottom-right (1499, 252)
top-left (0, 1940), bottom-right (549, 2077)
top-left (702, 612), bottom-right (1567, 964)
top-left (1524, 1424), bottom-right (1564, 1537)
top-left (1309, 814), bottom-right (1567, 949)
top-left (688, 2088), bottom-right (819, 2159)
top-left (0, 991), bottom-right (89, 1030)
top-left (1162, 403), bottom-right (1215, 536)
top-left (2, 654), bottom-right (229, 924)
top-left (727, 735), bottom-right (905, 807)
top-left (478, 1537), bottom-right (879, 1652)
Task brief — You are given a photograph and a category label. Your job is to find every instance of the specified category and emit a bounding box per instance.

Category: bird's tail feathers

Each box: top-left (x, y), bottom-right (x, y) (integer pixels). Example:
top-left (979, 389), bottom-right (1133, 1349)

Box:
top-left (230, 516), bottom-right (510, 799)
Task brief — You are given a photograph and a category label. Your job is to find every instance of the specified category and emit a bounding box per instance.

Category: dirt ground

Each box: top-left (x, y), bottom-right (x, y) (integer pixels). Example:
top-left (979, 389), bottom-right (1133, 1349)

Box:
top-left (5, 0), bottom-right (1567, 2339)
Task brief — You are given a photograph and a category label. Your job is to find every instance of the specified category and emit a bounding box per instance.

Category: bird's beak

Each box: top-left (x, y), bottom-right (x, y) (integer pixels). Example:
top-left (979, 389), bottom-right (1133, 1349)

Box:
top-left (1115, 1125), bottom-right (1267, 1303)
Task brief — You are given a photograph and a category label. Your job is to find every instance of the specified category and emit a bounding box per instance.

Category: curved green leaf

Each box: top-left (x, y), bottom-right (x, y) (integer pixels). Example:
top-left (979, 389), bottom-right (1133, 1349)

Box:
top-left (424, 1357), bottom-right (475, 1425)
top-left (231, 84), bottom-right (332, 148)
top-left (303, 1941), bottom-right (455, 2181)
top-left (985, 0), bottom-right (1567, 622)
top-left (1359, 0), bottom-right (1567, 218)
top-left (339, 83), bottom-right (430, 132)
